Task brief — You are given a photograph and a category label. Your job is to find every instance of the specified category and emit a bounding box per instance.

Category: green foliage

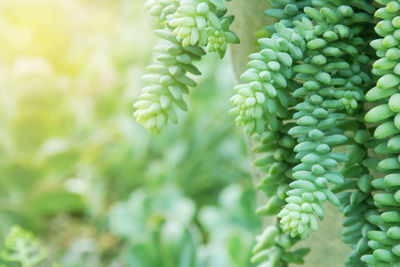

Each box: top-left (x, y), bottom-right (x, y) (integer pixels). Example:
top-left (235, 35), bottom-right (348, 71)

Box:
top-left (109, 186), bottom-right (198, 267)
top-left (229, 26), bottom-right (301, 135)
top-left (251, 223), bottom-right (310, 266)
top-left (1, 226), bottom-right (47, 267)
top-left (0, 1), bottom-right (255, 267)
top-left (229, 0), bottom-right (396, 266)
top-left (6, 0), bottom-right (400, 266)
top-left (361, 0), bottom-right (400, 265)
top-left (133, 28), bottom-right (206, 133)
top-left (230, 1), bottom-right (312, 266)
top-left (279, 1), bottom-right (374, 240)
top-left (108, 184), bottom-right (260, 267)
top-left (133, 0), bottom-right (239, 133)
top-left (167, 0), bottom-right (238, 55)
top-left (334, 120), bottom-right (377, 267)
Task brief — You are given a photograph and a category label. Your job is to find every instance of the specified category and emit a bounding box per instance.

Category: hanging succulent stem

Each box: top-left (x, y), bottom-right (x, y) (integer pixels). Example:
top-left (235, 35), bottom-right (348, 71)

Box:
top-left (330, 5), bottom-right (379, 265)
top-left (278, 0), bottom-right (375, 240)
top-left (361, 0), bottom-right (400, 265)
top-left (134, 0), bottom-right (238, 133)
top-left (333, 117), bottom-right (378, 266)
top-left (135, 0), bottom-right (400, 266)
top-left (230, 0), bottom-right (313, 265)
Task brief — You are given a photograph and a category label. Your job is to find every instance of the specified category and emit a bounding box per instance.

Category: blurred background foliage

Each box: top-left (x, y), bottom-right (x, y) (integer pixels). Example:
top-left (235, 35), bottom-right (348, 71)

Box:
top-left (0, 0), bottom-right (261, 266)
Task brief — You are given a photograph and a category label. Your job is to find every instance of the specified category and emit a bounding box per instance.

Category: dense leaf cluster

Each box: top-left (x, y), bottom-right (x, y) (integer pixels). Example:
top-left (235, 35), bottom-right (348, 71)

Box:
top-left (137, 0), bottom-right (400, 266)
top-left (134, 0), bottom-right (238, 133)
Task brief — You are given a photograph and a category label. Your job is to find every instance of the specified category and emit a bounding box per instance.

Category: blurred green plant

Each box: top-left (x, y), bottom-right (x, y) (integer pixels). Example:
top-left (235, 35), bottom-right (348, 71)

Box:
top-left (108, 184), bottom-right (259, 267)
top-left (0, 226), bottom-right (47, 267)
top-left (0, 0), bottom-right (256, 266)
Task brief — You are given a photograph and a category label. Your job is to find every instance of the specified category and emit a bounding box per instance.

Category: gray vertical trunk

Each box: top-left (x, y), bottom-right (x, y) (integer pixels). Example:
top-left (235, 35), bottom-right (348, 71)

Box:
top-left (227, 1), bottom-right (352, 266)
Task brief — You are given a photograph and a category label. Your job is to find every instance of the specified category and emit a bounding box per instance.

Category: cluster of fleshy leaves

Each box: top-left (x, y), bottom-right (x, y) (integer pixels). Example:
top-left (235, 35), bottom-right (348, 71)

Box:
top-left (133, 0), bottom-right (239, 133)
top-left (360, 0), bottom-right (400, 265)
top-left (334, 119), bottom-right (378, 267)
top-left (278, 0), bottom-right (374, 240)
top-left (230, 0), bottom-right (399, 266)
top-left (230, 0), bottom-right (315, 265)
top-left (135, 0), bottom-right (400, 266)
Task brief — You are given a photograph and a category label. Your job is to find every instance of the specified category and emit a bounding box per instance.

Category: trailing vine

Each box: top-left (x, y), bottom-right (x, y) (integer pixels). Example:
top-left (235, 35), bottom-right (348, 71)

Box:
top-left (334, 120), bottom-right (378, 266)
top-left (133, 0), bottom-right (238, 133)
top-left (278, 0), bottom-right (374, 241)
top-left (134, 0), bottom-right (400, 266)
top-left (230, 0), bottom-right (312, 264)
top-left (361, 0), bottom-right (400, 265)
